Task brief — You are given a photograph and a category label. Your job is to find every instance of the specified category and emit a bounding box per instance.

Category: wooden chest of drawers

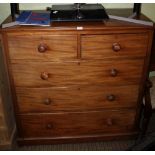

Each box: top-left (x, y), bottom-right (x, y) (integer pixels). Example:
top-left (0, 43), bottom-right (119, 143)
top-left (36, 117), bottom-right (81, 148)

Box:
top-left (0, 19), bottom-right (153, 145)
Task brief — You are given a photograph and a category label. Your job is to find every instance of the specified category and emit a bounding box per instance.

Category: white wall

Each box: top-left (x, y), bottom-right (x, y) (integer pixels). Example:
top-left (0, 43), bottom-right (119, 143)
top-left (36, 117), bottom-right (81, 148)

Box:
top-left (141, 3), bottom-right (155, 22)
top-left (19, 3), bottom-right (133, 10)
top-left (19, 3), bottom-right (52, 10)
top-left (0, 3), bottom-right (10, 24)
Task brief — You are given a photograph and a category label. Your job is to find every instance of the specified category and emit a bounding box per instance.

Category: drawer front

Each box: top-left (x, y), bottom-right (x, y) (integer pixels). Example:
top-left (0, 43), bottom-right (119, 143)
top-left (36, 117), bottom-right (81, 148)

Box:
top-left (7, 34), bottom-right (77, 61)
top-left (81, 34), bottom-right (148, 59)
top-left (11, 59), bottom-right (144, 87)
top-left (16, 85), bottom-right (139, 113)
top-left (19, 110), bottom-right (136, 138)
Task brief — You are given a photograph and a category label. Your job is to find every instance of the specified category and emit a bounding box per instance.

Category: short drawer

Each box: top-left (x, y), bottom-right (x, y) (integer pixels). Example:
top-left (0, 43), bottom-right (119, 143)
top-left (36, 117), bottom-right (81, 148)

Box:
top-left (81, 33), bottom-right (149, 59)
top-left (7, 33), bottom-right (77, 61)
top-left (16, 85), bottom-right (139, 113)
top-left (11, 59), bottom-right (144, 87)
top-left (18, 110), bottom-right (137, 138)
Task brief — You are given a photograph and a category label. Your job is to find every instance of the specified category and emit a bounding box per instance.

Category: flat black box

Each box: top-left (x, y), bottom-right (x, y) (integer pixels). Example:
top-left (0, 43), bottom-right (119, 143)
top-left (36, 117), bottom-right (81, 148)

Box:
top-left (50, 4), bottom-right (109, 22)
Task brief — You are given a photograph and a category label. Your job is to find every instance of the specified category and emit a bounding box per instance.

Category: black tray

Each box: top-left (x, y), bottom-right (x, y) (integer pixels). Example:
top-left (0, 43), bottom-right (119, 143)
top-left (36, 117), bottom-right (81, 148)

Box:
top-left (50, 4), bottom-right (109, 22)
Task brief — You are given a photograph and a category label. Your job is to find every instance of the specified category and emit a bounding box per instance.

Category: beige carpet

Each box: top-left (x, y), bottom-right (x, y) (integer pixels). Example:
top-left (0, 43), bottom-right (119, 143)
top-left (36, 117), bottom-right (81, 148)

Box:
top-left (14, 140), bottom-right (135, 151)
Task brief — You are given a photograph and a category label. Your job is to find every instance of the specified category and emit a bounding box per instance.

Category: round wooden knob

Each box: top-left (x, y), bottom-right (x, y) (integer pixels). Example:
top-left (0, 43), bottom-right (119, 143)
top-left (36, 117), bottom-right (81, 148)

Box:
top-left (44, 98), bottom-right (52, 105)
top-left (112, 43), bottom-right (121, 52)
top-left (110, 69), bottom-right (118, 77)
top-left (107, 94), bottom-right (115, 101)
top-left (106, 118), bottom-right (113, 126)
top-left (38, 44), bottom-right (47, 53)
top-left (46, 123), bottom-right (53, 129)
top-left (40, 72), bottom-right (49, 80)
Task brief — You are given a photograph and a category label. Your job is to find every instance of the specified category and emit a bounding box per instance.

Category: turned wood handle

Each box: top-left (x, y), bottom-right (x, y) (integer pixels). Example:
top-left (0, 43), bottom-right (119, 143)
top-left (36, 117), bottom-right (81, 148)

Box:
top-left (46, 123), bottom-right (53, 129)
top-left (107, 94), bottom-right (115, 101)
top-left (112, 43), bottom-right (121, 52)
top-left (38, 44), bottom-right (47, 53)
top-left (106, 118), bottom-right (113, 126)
top-left (110, 69), bottom-right (118, 77)
top-left (40, 72), bottom-right (49, 80)
top-left (44, 98), bottom-right (52, 105)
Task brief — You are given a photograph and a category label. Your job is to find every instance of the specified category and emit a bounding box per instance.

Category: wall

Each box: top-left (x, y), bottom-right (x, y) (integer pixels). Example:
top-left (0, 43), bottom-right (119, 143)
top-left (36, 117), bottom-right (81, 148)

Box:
top-left (19, 3), bottom-right (133, 10)
top-left (142, 4), bottom-right (155, 22)
top-left (0, 4), bottom-right (10, 24)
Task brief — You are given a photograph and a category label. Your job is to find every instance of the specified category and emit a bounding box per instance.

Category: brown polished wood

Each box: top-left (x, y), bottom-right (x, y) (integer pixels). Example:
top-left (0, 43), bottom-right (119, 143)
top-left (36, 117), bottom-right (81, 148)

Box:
top-left (7, 34), bottom-right (77, 61)
top-left (18, 110), bottom-right (136, 138)
top-left (112, 43), bottom-right (121, 52)
top-left (15, 85), bottom-right (139, 113)
top-left (37, 43), bottom-right (48, 53)
top-left (81, 33), bottom-right (149, 60)
top-left (10, 59), bottom-right (144, 87)
top-left (0, 12), bottom-right (154, 145)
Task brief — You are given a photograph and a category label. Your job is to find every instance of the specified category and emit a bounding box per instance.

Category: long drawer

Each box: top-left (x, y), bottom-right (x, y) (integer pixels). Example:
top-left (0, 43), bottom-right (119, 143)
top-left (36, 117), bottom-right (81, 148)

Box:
top-left (81, 33), bottom-right (148, 59)
top-left (11, 59), bottom-right (144, 87)
top-left (18, 110), bottom-right (136, 138)
top-left (7, 34), bottom-right (77, 61)
top-left (16, 85), bottom-right (139, 113)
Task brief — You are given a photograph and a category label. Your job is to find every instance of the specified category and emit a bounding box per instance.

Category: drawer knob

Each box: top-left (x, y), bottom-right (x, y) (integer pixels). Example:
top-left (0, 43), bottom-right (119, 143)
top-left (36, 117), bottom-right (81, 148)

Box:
top-left (112, 43), bottom-right (121, 52)
top-left (46, 123), bottom-right (53, 129)
top-left (110, 69), bottom-right (118, 77)
top-left (44, 98), bottom-right (52, 105)
top-left (38, 44), bottom-right (47, 53)
top-left (106, 118), bottom-right (113, 126)
top-left (40, 72), bottom-right (49, 80)
top-left (107, 94), bottom-right (115, 101)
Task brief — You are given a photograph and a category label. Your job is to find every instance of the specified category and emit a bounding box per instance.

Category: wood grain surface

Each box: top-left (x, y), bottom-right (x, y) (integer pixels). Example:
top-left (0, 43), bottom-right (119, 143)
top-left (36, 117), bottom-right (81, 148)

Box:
top-left (81, 33), bottom-right (149, 59)
top-left (10, 59), bottom-right (144, 87)
top-left (18, 110), bottom-right (136, 138)
top-left (15, 85), bottom-right (139, 113)
top-left (7, 34), bottom-right (77, 61)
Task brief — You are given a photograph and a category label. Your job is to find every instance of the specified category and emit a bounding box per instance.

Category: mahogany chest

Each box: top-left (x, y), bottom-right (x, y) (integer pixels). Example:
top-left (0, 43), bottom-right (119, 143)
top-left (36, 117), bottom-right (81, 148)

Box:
top-left (0, 18), bottom-right (153, 145)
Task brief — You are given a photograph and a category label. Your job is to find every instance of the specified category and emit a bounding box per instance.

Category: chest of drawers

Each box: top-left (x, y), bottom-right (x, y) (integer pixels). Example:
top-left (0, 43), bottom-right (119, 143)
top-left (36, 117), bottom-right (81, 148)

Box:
top-left (0, 20), bottom-right (153, 145)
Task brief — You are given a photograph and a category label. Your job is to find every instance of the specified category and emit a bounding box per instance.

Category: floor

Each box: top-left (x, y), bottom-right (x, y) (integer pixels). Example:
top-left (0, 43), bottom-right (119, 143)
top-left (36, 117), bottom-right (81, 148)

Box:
top-left (14, 140), bottom-right (135, 151)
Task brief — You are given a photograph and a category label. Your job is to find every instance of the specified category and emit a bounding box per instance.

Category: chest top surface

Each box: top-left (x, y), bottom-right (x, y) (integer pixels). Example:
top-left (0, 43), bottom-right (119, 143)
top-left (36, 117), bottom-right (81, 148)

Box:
top-left (0, 9), bottom-right (154, 33)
